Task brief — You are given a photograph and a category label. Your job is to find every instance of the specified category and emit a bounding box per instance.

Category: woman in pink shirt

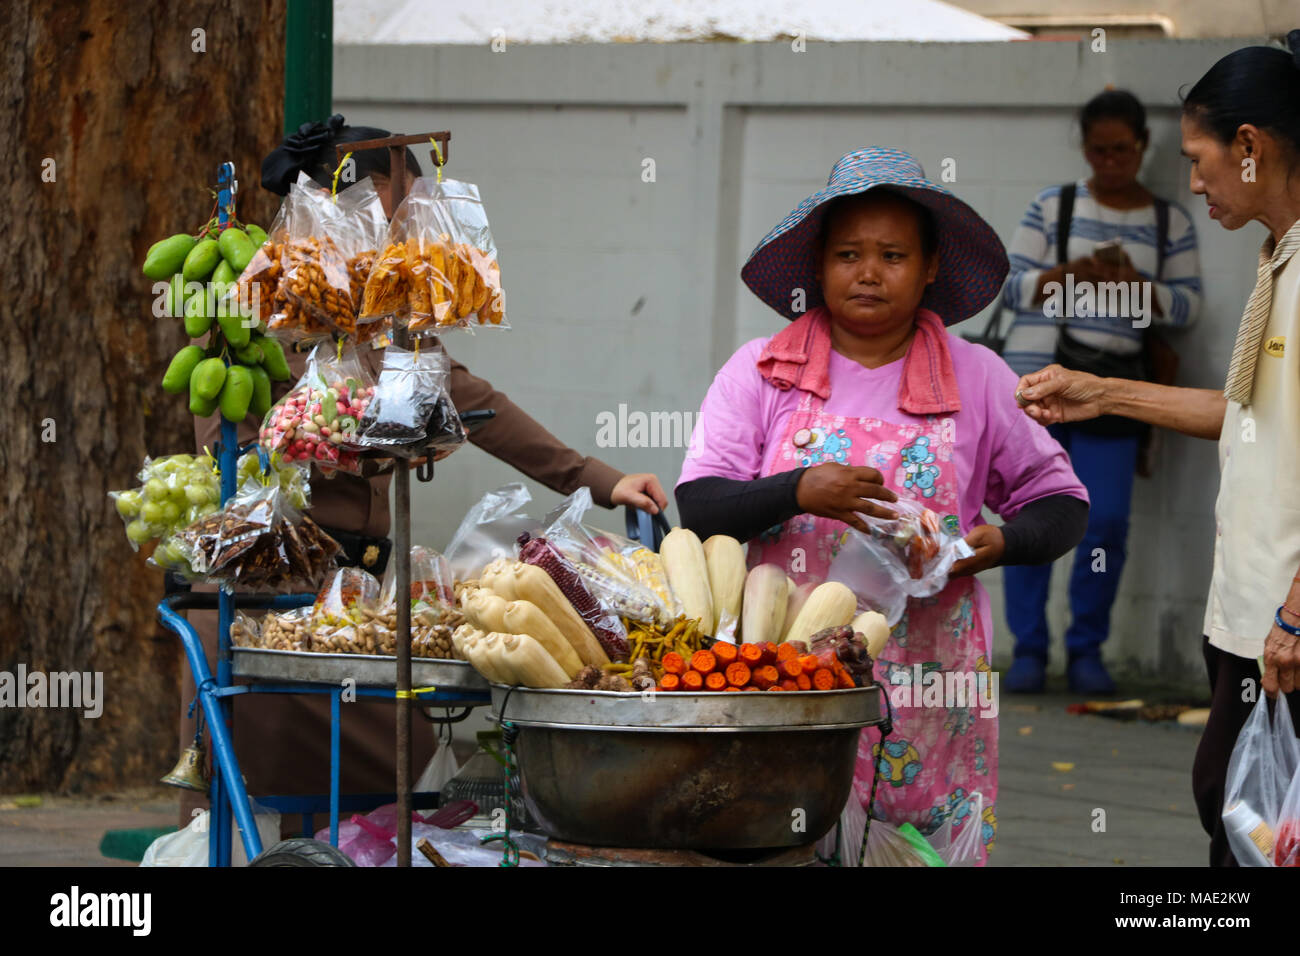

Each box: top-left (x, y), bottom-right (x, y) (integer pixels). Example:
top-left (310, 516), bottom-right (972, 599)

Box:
top-left (676, 147), bottom-right (1089, 862)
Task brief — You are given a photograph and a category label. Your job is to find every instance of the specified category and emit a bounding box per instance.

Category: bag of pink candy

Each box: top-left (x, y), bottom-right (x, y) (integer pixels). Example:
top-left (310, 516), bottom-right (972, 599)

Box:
top-left (258, 342), bottom-right (376, 475)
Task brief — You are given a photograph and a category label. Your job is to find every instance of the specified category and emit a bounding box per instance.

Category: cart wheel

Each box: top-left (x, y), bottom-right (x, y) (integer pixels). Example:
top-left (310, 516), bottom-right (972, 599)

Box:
top-left (249, 838), bottom-right (356, 867)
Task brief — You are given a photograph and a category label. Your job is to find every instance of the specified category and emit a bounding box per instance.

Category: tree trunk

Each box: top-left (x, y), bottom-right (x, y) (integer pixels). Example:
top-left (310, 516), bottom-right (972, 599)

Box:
top-left (0, 1), bottom-right (286, 792)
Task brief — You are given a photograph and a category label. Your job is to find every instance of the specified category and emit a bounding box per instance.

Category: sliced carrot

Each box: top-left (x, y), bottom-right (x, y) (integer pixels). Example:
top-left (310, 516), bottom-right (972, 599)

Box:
top-left (690, 650), bottom-right (717, 675)
top-left (796, 672), bottom-right (812, 691)
top-left (838, 668), bottom-right (857, 689)
top-left (766, 684), bottom-right (784, 691)
top-left (761, 642), bottom-right (779, 665)
top-left (661, 652), bottom-right (686, 676)
top-left (776, 643), bottom-right (799, 663)
top-left (659, 673), bottom-right (681, 692)
top-left (812, 668), bottom-right (836, 691)
top-left (724, 662), bottom-right (751, 687)
top-left (780, 678), bottom-right (799, 691)
top-left (798, 654), bottom-right (821, 674)
top-left (724, 686), bottom-right (742, 692)
top-left (712, 642), bottom-right (738, 666)
top-left (742, 685), bottom-right (761, 692)
top-left (779, 658), bottom-right (804, 680)
top-left (681, 670), bottom-right (704, 691)
top-left (751, 664), bottom-right (779, 690)
top-left (739, 643), bottom-right (764, 667)
top-left (705, 671), bottom-right (727, 691)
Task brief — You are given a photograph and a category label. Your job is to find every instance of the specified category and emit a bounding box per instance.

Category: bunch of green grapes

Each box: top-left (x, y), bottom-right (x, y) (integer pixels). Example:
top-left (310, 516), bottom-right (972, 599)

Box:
top-left (111, 454), bottom-right (221, 549)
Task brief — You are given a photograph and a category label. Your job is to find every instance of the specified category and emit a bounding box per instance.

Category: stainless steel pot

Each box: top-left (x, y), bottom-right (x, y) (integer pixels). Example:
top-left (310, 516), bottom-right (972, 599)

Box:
top-left (491, 685), bottom-right (885, 850)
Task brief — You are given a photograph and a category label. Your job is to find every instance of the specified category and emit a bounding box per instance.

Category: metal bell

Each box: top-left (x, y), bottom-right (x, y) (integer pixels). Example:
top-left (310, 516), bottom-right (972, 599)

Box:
top-left (161, 736), bottom-right (209, 793)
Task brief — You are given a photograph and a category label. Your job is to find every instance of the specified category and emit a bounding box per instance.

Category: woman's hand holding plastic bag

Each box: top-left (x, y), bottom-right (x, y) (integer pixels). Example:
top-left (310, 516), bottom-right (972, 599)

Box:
top-left (827, 496), bottom-right (974, 625)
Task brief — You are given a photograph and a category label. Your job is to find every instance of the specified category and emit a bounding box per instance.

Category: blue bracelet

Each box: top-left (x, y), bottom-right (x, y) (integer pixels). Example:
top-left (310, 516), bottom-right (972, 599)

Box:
top-left (1275, 608), bottom-right (1300, 637)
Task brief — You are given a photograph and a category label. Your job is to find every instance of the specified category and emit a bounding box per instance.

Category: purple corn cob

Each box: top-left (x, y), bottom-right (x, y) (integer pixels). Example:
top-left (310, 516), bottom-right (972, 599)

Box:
top-left (517, 532), bottom-right (630, 661)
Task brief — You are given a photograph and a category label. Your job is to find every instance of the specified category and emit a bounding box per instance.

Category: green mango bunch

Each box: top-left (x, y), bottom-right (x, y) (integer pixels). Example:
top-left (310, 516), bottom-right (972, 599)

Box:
top-left (147, 221), bottom-right (291, 423)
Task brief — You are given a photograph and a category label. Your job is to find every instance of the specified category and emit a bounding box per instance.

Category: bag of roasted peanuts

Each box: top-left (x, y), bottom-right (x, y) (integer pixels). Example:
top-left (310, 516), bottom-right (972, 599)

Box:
top-left (361, 176), bottom-right (508, 336)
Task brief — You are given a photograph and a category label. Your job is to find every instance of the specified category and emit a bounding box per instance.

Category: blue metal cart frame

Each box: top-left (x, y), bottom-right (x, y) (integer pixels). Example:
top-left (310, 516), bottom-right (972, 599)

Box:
top-left (157, 162), bottom-right (488, 866)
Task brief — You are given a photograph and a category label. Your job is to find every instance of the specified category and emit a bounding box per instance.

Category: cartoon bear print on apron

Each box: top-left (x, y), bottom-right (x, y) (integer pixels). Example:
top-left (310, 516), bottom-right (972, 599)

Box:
top-left (748, 390), bottom-right (998, 863)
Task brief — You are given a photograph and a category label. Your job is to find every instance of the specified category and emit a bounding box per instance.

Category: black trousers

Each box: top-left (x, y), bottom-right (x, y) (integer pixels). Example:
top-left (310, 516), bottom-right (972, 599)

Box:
top-left (1191, 636), bottom-right (1300, 866)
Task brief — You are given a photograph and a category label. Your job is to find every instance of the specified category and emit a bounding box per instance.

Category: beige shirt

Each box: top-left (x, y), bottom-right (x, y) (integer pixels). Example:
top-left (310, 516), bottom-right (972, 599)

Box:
top-left (1204, 247), bottom-right (1300, 659)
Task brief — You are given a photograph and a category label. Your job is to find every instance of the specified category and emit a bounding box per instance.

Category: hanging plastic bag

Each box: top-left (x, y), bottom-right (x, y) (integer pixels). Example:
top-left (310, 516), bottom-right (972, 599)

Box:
top-left (1222, 693), bottom-right (1300, 866)
top-left (537, 489), bottom-right (669, 627)
top-left (236, 174), bottom-right (341, 345)
top-left (258, 341), bottom-right (377, 474)
top-left (444, 483), bottom-right (538, 582)
top-left (1277, 751), bottom-right (1300, 866)
top-left (333, 176), bottom-right (394, 345)
top-left (816, 794), bottom-right (944, 867)
top-left (111, 453), bottom-right (221, 554)
top-left (361, 176), bottom-right (507, 335)
top-left (356, 344), bottom-right (466, 457)
top-left (927, 790), bottom-right (985, 866)
top-left (416, 737), bottom-right (461, 794)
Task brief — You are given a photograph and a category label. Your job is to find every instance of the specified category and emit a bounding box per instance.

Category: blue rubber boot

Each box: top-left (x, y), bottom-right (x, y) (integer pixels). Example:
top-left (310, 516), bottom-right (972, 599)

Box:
top-left (1004, 656), bottom-right (1046, 694)
top-left (1067, 655), bottom-right (1116, 696)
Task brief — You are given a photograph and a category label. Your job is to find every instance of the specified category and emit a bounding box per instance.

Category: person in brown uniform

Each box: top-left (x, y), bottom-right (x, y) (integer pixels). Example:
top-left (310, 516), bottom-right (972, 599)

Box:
top-left (178, 118), bottom-right (667, 829)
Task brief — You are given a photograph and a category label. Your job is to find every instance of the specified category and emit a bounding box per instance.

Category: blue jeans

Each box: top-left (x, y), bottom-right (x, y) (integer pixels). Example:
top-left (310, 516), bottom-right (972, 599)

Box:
top-left (1002, 423), bottom-right (1139, 661)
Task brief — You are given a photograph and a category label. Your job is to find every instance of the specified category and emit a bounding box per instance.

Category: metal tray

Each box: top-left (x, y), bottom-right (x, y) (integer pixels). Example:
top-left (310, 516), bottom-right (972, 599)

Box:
top-left (490, 683), bottom-right (883, 732)
top-left (232, 647), bottom-right (489, 693)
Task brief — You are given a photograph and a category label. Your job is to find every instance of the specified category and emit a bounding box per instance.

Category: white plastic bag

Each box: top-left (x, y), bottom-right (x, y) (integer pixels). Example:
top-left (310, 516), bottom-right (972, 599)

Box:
top-left (1222, 693), bottom-right (1300, 866)
top-left (928, 790), bottom-right (985, 866)
top-left (416, 739), bottom-right (461, 794)
top-left (815, 793), bottom-right (944, 867)
top-left (444, 483), bottom-right (537, 581)
top-left (140, 805), bottom-right (281, 867)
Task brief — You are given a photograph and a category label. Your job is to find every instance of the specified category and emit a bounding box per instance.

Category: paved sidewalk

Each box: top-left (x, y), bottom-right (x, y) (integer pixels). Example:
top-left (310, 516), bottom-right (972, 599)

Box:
top-left (0, 790), bottom-right (179, 867)
top-left (990, 688), bottom-right (1208, 867)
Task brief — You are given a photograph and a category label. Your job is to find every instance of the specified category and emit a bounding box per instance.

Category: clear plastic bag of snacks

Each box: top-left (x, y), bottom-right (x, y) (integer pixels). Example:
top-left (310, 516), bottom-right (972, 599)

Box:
top-left (356, 344), bottom-right (466, 457)
top-left (171, 470), bottom-right (340, 593)
top-left (538, 489), bottom-right (669, 628)
top-left (258, 342), bottom-right (376, 474)
top-left (361, 177), bottom-right (507, 336)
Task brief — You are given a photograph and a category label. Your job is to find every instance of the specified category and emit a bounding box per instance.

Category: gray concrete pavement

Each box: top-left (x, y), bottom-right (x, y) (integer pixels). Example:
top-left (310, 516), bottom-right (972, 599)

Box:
top-left (990, 687), bottom-right (1209, 867)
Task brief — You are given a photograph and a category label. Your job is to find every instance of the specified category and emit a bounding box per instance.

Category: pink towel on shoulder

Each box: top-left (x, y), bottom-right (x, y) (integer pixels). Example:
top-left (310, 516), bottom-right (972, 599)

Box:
top-left (756, 306), bottom-right (961, 414)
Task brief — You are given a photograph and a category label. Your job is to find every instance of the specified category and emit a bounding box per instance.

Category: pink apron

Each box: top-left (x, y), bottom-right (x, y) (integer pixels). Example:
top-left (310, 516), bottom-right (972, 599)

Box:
top-left (748, 390), bottom-right (998, 863)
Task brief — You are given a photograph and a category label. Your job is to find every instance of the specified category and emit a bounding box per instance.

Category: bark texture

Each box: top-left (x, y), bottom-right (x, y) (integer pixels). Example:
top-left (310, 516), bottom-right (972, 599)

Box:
top-left (0, 1), bottom-right (286, 791)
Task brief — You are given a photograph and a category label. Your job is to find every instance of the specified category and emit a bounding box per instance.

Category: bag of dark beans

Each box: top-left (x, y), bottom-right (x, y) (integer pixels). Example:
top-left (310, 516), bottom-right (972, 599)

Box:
top-left (355, 344), bottom-right (467, 457)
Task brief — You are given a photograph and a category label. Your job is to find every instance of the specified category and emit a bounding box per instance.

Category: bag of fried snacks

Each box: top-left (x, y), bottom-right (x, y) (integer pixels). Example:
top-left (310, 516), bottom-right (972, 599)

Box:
top-left (361, 176), bottom-right (508, 336)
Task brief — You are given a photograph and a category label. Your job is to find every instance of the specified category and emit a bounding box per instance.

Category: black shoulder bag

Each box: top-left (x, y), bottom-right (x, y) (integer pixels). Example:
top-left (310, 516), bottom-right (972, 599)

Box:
top-left (1051, 182), bottom-right (1169, 438)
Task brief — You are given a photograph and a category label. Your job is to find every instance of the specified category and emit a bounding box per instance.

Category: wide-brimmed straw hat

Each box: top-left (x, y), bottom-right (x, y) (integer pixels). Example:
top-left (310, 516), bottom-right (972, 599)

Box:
top-left (740, 146), bottom-right (1008, 325)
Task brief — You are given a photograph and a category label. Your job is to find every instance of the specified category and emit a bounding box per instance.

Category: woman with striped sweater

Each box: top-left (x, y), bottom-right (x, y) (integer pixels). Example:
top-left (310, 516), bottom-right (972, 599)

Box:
top-left (1000, 91), bottom-right (1202, 694)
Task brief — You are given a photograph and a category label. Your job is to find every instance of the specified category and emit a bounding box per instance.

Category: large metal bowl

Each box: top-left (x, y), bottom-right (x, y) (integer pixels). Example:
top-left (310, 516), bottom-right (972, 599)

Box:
top-left (491, 685), bottom-right (884, 850)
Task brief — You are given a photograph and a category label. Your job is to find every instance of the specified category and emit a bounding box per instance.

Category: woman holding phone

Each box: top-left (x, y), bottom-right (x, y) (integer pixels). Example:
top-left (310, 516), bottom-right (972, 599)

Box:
top-left (999, 90), bottom-right (1203, 695)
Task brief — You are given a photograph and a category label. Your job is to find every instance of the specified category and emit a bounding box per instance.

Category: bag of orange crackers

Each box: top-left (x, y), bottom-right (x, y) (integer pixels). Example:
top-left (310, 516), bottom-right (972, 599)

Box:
top-left (360, 176), bottom-right (507, 337)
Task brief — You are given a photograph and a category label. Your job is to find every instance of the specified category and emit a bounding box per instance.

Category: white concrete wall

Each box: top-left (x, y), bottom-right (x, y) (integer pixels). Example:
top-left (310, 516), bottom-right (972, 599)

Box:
top-left (335, 37), bottom-right (1263, 682)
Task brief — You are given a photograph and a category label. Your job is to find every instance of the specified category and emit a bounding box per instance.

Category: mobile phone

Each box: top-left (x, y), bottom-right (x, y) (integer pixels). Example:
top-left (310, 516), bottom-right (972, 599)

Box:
top-left (1093, 240), bottom-right (1125, 266)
